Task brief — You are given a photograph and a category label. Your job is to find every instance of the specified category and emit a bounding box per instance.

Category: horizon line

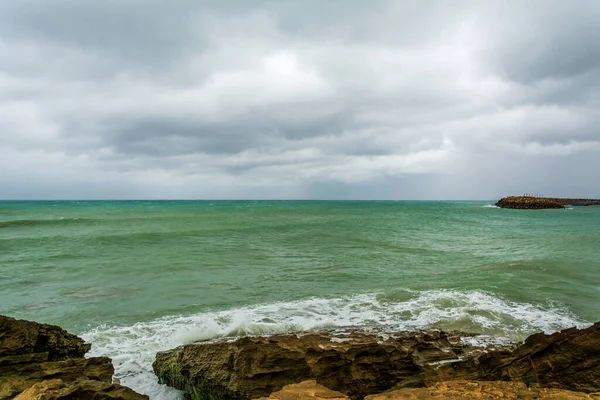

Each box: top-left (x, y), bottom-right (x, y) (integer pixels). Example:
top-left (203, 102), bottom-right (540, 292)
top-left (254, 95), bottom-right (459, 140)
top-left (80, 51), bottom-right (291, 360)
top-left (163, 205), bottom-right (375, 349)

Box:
top-left (0, 198), bottom-right (499, 202)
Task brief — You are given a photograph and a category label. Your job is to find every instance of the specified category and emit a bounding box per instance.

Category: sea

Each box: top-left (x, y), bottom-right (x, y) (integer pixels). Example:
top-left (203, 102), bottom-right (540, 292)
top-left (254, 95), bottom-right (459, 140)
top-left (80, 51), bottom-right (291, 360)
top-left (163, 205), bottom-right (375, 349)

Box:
top-left (1, 200), bottom-right (599, 398)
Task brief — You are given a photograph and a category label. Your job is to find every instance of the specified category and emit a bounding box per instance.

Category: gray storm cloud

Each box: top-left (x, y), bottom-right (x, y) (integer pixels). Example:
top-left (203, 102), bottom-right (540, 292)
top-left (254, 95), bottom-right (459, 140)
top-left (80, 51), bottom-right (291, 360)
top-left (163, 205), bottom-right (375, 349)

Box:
top-left (0, 0), bottom-right (599, 199)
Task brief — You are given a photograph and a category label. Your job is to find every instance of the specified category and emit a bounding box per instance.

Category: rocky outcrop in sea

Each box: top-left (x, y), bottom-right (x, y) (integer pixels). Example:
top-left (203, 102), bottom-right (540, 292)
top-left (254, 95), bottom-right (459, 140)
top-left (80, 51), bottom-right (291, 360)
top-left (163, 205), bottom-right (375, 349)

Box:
top-left (0, 315), bottom-right (148, 400)
top-left (153, 322), bottom-right (600, 400)
top-left (495, 196), bottom-right (600, 209)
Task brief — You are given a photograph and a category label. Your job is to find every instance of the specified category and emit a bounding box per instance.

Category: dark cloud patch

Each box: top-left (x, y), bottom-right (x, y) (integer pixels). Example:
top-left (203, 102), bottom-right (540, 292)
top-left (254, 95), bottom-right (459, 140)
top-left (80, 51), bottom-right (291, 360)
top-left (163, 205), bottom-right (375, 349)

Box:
top-left (104, 118), bottom-right (267, 156)
top-left (517, 68), bottom-right (600, 108)
top-left (0, 1), bottom-right (204, 70)
top-left (481, 1), bottom-right (600, 83)
top-left (98, 109), bottom-right (355, 157)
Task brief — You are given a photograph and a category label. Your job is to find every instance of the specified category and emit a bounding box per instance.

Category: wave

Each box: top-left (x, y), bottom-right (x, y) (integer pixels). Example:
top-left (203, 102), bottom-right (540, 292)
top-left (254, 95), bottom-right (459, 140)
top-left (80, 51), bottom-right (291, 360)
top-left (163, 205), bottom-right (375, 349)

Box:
top-left (482, 204), bottom-right (499, 208)
top-left (0, 218), bottom-right (95, 229)
top-left (80, 289), bottom-right (587, 400)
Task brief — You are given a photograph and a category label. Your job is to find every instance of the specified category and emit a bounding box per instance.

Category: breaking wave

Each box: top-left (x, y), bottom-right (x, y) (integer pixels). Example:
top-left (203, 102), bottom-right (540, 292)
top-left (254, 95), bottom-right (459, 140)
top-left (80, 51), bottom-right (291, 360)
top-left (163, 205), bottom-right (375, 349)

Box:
top-left (81, 289), bottom-right (588, 399)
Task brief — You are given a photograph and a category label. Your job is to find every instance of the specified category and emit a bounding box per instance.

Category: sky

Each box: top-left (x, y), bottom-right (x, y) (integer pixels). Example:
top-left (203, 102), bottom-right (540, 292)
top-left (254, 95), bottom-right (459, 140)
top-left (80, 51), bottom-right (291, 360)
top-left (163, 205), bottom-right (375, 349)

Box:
top-left (1, 0), bottom-right (599, 200)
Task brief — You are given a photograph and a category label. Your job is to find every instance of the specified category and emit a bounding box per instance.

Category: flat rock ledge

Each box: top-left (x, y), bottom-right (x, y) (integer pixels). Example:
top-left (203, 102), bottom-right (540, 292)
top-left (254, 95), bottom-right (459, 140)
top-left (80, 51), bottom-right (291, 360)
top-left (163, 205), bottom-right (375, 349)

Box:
top-left (364, 380), bottom-right (600, 399)
top-left (254, 380), bottom-right (349, 400)
top-left (256, 380), bottom-right (600, 400)
top-left (0, 315), bottom-right (147, 400)
top-left (154, 322), bottom-right (600, 400)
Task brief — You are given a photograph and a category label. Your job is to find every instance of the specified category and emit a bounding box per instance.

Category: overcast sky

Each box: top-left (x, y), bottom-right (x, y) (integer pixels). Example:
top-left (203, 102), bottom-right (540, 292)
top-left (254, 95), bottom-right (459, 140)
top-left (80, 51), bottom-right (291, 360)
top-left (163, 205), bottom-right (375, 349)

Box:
top-left (1, 0), bottom-right (599, 199)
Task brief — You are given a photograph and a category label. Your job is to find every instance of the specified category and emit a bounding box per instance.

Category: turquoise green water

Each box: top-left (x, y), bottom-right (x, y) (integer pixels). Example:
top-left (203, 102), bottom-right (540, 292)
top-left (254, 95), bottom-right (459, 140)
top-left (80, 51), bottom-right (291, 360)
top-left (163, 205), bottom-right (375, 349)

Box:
top-left (1, 201), bottom-right (599, 398)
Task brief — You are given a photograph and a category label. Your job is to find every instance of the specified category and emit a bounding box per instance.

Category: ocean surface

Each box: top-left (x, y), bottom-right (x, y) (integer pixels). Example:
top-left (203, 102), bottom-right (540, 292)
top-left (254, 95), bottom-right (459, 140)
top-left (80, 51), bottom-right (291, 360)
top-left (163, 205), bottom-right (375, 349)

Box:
top-left (1, 200), bottom-right (599, 398)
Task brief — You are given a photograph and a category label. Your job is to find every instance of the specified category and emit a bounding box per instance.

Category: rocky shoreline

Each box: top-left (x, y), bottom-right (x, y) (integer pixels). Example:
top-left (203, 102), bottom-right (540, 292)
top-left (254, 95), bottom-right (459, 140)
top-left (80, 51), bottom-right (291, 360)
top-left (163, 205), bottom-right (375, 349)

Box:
top-left (153, 323), bottom-right (600, 399)
top-left (152, 329), bottom-right (500, 400)
top-left (2, 314), bottom-right (599, 399)
top-left (0, 315), bottom-right (148, 399)
top-left (495, 196), bottom-right (600, 209)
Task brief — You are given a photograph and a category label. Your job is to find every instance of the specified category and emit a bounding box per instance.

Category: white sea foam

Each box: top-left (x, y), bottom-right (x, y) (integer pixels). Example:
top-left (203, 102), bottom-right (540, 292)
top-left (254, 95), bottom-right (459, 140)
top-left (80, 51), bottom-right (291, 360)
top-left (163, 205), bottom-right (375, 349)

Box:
top-left (482, 204), bottom-right (499, 208)
top-left (81, 289), bottom-right (588, 400)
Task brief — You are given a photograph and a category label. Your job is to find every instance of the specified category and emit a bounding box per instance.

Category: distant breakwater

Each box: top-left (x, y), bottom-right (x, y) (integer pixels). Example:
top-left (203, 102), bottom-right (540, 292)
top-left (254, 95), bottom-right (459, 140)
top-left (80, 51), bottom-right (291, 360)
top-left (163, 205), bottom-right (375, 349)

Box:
top-left (496, 196), bottom-right (600, 209)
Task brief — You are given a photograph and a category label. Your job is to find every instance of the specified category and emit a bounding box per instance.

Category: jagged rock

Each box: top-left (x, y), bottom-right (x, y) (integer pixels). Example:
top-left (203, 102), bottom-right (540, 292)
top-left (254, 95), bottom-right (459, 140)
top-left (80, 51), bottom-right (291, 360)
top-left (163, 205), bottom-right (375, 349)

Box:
top-left (154, 321), bottom-right (600, 399)
top-left (253, 380), bottom-right (348, 400)
top-left (402, 322), bottom-right (600, 394)
top-left (0, 315), bottom-right (90, 360)
top-left (14, 379), bottom-right (149, 400)
top-left (0, 315), bottom-right (147, 400)
top-left (365, 381), bottom-right (600, 399)
top-left (0, 356), bottom-right (115, 399)
top-left (153, 329), bottom-right (496, 400)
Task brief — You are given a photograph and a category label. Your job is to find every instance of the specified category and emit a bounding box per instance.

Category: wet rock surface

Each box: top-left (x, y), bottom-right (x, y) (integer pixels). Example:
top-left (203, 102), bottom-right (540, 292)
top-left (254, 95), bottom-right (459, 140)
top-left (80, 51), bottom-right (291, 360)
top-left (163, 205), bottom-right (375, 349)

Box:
top-left (0, 315), bottom-right (148, 400)
top-left (153, 329), bottom-right (500, 400)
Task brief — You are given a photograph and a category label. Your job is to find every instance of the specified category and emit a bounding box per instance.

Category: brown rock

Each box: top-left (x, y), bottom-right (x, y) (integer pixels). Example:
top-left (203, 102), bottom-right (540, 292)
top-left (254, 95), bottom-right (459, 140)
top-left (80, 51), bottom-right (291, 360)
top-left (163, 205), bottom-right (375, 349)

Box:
top-left (14, 378), bottom-right (149, 400)
top-left (0, 315), bottom-right (90, 360)
top-left (153, 329), bottom-right (495, 400)
top-left (0, 315), bottom-right (147, 400)
top-left (0, 356), bottom-right (114, 399)
top-left (495, 196), bottom-right (600, 209)
top-left (486, 322), bottom-right (600, 392)
top-left (408, 322), bottom-right (600, 393)
top-left (495, 196), bottom-right (564, 209)
top-left (254, 380), bottom-right (349, 400)
top-left (365, 381), bottom-right (600, 399)
top-left (154, 322), bottom-right (600, 399)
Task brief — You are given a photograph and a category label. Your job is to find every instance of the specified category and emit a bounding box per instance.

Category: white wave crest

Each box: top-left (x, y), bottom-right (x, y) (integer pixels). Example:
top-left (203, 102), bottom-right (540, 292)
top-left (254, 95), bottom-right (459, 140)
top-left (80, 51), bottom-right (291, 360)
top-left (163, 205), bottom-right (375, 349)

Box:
top-left (81, 289), bottom-right (587, 400)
